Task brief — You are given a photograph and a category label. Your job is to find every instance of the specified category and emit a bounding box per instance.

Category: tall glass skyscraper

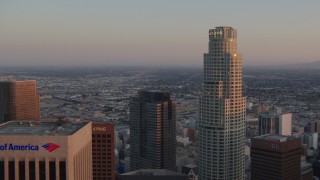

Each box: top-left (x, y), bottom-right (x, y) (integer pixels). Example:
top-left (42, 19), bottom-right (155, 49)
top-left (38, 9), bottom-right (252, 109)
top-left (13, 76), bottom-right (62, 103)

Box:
top-left (130, 90), bottom-right (176, 171)
top-left (199, 27), bottom-right (246, 180)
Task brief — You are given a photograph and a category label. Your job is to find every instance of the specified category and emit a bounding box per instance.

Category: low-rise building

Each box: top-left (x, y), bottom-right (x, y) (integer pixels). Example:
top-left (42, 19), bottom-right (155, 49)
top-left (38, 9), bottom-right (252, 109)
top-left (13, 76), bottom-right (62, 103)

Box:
top-left (0, 120), bottom-right (92, 180)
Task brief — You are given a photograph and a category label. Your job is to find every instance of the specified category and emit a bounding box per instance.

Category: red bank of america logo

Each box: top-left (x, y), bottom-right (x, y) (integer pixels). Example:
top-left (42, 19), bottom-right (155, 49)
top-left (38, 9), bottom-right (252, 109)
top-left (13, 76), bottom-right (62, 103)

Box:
top-left (42, 143), bottom-right (60, 152)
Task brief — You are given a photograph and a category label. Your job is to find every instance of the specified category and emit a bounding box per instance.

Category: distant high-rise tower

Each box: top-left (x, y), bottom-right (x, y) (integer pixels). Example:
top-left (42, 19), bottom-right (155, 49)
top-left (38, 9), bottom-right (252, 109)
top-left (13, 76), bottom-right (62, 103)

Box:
top-left (199, 27), bottom-right (246, 179)
top-left (0, 79), bottom-right (40, 123)
top-left (258, 113), bottom-right (292, 136)
top-left (92, 123), bottom-right (115, 180)
top-left (130, 90), bottom-right (176, 171)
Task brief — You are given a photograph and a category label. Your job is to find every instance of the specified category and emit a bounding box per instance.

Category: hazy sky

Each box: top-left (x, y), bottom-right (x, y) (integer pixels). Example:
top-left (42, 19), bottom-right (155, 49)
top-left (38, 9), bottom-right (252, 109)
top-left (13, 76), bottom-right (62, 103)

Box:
top-left (1, 1), bottom-right (320, 67)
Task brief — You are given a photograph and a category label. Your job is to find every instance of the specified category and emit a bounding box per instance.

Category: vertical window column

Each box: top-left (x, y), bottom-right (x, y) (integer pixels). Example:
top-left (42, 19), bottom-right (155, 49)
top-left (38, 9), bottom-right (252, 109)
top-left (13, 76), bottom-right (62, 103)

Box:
top-left (39, 161), bottom-right (46, 180)
top-left (49, 161), bottom-right (56, 180)
top-left (0, 161), bottom-right (4, 180)
top-left (59, 161), bottom-right (66, 180)
top-left (9, 161), bottom-right (15, 180)
top-left (29, 161), bottom-right (36, 180)
top-left (19, 161), bottom-right (25, 180)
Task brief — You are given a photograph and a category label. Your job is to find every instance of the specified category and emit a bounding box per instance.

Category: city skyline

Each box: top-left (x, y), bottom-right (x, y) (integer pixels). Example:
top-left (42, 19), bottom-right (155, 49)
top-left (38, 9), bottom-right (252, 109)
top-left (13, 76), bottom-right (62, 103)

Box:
top-left (0, 46), bottom-right (319, 178)
top-left (1, 1), bottom-right (320, 67)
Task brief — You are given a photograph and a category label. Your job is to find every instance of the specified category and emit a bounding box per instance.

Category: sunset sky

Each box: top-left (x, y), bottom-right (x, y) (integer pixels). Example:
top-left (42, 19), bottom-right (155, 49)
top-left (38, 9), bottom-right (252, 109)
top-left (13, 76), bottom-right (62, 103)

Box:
top-left (1, 1), bottom-right (319, 67)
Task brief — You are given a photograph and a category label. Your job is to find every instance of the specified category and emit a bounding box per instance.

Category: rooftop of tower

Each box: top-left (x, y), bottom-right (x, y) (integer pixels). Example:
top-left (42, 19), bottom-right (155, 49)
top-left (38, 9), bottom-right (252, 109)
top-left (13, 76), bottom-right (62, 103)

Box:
top-left (0, 78), bottom-right (36, 83)
top-left (0, 121), bottom-right (88, 136)
top-left (137, 90), bottom-right (171, 102)
top-left (120, 169), bottom-right (185, 176)
top-left (215, 26), bottom-right (234, 29)
top-left (253, 134), bottom-right (298, 142)
top-left (259, 112), bottom-right (292, 118)
top-left (209, 26), bottom-right (237, 39)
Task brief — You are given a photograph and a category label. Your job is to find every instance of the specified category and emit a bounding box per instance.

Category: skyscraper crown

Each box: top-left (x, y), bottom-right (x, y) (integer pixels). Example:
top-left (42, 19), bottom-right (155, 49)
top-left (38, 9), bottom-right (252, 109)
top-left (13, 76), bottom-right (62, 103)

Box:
top-left (209, 26), bottom-right (237, 39)
top-left (138, 90), bottom-right (171, 102)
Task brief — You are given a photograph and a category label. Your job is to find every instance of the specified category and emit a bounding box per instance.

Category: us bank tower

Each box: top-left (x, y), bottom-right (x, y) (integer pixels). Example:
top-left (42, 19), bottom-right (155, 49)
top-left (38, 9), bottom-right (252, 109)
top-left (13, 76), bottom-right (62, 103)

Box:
top-left (199, 26), bottom-right (246, 180)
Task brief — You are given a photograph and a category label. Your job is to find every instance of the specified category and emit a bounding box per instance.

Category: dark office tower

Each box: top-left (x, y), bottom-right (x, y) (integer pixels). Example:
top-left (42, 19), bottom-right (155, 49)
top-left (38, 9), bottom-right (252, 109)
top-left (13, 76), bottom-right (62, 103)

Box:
top-left (251, 135), bottom-right (301, 180)
top-left (92, 123), bottom-right (115, 180)
top-left (199, 26), bottom-right (246, 179)
top-left (0, 79), bottom-right (40, 123)
top-left (130, 90), bottom-right (176, 171)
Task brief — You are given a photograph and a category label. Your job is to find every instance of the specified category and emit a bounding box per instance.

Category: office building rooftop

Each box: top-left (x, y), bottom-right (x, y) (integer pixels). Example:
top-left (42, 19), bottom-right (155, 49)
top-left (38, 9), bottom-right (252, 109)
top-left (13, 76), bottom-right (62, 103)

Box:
top-left (121, 169), bottom-right (184, 176)
top-left (0, 121), bottom-right (88, 136)
top-left (254, 134), bottom-right (297, 142)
